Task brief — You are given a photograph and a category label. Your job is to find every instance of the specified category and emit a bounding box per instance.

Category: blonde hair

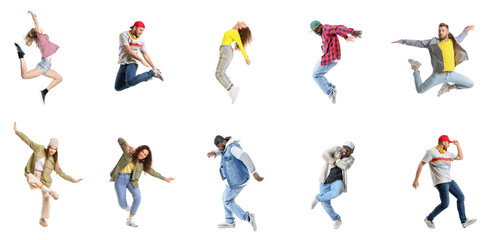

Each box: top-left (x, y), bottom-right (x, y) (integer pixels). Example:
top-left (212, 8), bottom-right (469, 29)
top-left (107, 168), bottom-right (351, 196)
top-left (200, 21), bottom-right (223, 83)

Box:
top-left (25, 28), bottom-right (38, 46)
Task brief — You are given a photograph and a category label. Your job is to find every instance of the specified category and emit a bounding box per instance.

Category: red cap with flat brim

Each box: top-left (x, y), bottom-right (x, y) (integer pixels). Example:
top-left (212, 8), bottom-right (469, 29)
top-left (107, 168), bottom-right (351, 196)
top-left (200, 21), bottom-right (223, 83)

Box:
top-left (130, 21), bottom-right (145, 29)
top-left (438, 135), bottom-right (453, 143)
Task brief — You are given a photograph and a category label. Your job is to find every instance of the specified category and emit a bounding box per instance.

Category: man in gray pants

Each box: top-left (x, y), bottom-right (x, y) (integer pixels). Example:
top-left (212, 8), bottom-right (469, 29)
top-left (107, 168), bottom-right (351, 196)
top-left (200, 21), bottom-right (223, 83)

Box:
top-left (392, 23), bottom-right (475, 97)
top-left (311, 141), bottom-right (355, 229)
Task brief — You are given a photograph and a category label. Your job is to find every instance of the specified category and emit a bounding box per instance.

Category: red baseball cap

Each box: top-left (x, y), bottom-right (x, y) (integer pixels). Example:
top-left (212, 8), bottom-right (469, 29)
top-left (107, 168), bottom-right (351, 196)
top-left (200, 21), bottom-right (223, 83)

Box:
top-left (438, 135), bottom-right (453, 143)
top-left (130, 21), bottom-right (145, 29)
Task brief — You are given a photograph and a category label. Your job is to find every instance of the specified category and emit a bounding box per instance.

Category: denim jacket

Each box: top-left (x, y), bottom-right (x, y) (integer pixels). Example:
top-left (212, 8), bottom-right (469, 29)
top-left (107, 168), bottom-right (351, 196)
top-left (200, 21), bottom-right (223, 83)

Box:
top-left (219, 142), bottom-right (250, 189)
top-left (400, 29), bottom-right (469, 73)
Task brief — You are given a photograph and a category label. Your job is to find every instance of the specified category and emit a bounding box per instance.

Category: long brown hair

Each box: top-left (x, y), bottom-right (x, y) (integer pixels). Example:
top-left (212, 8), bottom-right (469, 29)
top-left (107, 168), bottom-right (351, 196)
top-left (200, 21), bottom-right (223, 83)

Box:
top-left (25, 28), bottom-right (38, 46)
top-left (235, 27), bottom-right (253, 51)
top-left (131, 145), bottom-right (152, 173)
top-left (45, 148), bottom-right (60, 173)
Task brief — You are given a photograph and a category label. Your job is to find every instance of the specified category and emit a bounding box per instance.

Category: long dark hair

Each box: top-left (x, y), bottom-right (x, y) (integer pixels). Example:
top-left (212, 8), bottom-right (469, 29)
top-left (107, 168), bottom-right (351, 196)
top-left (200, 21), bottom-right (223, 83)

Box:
top-left (131, 145), bottom-right (152, 173)
top-left (45, 148), bottom-right (60, 173)
top-left (25, 28), bottom-right (38, 46)
top-left (235, 27), bottom-right (253, 51)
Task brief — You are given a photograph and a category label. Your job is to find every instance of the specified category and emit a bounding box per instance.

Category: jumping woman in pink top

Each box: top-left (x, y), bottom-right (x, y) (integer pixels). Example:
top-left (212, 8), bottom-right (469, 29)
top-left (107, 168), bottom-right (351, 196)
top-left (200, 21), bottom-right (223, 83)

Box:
top-left (14, 11), bottom-right (62, 104)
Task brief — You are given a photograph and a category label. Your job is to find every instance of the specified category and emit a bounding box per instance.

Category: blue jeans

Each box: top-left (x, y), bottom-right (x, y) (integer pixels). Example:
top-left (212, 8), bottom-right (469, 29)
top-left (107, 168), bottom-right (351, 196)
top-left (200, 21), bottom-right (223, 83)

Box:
top-left (36, 59), bottom-right (52, 73)
top-left (312, 60), bottom-right (338, 96)
top-left (115, 173), bottom-right (141, 216)
top-left (114, 63), bottom-right (154, 91)
top-left (413, 71), bottom-right (473, 94)
top-left (427, 180), bottom-right (467, 223)
top-left (222, 184), bottom-right (249, 223)
top-left (316, 180), bottom-right (344, 221)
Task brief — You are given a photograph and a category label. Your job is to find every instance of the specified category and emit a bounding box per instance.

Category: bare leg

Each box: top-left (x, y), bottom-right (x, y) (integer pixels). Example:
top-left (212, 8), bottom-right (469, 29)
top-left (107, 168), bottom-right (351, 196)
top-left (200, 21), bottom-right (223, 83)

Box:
top-left (19, 58), bottom-right (44, 79)
top-left (43, 69), bottom-right (63, 90)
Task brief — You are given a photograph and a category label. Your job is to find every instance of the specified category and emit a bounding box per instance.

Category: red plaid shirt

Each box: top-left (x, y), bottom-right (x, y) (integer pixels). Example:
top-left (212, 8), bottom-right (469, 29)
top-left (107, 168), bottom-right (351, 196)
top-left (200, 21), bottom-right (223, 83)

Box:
top-left (321, 24), bottom-right (355, 65)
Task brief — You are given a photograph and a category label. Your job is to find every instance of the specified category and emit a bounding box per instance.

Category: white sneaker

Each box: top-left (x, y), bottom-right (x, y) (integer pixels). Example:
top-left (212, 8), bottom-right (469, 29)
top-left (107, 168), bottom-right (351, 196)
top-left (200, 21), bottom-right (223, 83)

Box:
top-left (126, 217), bottom-right (139, 227)
top-left (329, 85), bottom-right (337, 104)
top-left (462, 219), bottom-right (477, 228)
top-left (408, 59), bottom-right (422, 70)
top-left (248, 213), bottom-right (257, 232)
top-left (333, 220), bottom-right (342, 229)
top-left (311, 197), bottom-right (319, 209)
top-left (437, 83), bottom-right (450, 97)
top-left (49, 190), bottom-right (59, 200)
top-left (217, 222), bottom-right (236, 228)
top-left (228, 86), bottom-right (240, 104)
top-left (424, 217), bottom-right (435, 229)
top-left (153, 69), bottom-right (164, 81)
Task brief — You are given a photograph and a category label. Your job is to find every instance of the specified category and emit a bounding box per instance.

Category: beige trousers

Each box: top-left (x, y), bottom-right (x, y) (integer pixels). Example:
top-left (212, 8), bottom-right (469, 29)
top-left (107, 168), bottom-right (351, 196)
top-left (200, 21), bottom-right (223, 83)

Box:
top-left (26, 170), bottom-right (50, 219)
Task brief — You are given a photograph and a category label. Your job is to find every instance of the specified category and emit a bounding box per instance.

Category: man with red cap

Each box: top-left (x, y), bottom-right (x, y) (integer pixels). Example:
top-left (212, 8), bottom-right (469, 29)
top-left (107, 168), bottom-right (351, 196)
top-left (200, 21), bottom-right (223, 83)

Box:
top-left (412, 135), bottom-right (476, 229)
top-left (115, 21), bottom-right (164, 91)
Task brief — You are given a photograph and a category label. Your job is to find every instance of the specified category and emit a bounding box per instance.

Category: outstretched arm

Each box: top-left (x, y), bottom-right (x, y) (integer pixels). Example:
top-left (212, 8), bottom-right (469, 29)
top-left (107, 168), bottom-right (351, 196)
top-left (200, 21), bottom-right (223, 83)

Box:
top-left (57, 168), bottom-right (82, 183)
top-left (392, 39), bottom-right (431, 48)
top-left (28, 11), bottom-right (41, 33)
top-left (14, 122), bottom-right (43, 151)
top-left (454, 26), bottom-right (473, 43)
top-left (323, 25), bottom-right (356, 39)
top-left (148, 168), bottom-right (175, 183)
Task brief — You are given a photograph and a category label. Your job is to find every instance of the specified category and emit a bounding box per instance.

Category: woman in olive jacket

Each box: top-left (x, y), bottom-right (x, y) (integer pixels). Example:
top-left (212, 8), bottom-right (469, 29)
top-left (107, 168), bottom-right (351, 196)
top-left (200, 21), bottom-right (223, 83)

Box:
top-left (14, 122), bottom-right (82, 227)
top-left (110, 137), bottom-right (175, 227)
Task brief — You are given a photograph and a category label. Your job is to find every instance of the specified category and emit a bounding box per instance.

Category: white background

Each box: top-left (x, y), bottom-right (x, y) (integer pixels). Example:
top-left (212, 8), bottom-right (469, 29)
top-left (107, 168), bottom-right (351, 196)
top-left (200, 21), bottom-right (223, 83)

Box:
top-left (1, 0), bottom-right (487, 239)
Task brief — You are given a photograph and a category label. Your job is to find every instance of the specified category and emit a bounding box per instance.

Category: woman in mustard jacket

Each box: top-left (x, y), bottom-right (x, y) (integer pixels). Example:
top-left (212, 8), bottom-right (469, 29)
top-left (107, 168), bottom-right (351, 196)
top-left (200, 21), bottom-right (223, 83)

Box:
top-left (14, 122), bottom-right (82, 227)
top-left (110, 137), bottom-right (175, 227)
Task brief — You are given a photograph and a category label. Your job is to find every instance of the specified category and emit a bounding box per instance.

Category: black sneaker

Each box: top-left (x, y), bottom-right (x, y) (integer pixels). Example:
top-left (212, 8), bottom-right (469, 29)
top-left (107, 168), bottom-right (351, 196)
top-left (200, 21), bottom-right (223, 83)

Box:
top-left (40, 90), bottom-right (48, 104)
top-left (14, 43), bottom-right (25, 58)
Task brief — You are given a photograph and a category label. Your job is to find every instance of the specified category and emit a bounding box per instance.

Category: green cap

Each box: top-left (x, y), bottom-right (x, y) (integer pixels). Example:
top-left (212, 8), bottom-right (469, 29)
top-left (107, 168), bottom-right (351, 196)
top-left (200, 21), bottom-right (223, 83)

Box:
top-left (310, 20), bottom-right (321, 30)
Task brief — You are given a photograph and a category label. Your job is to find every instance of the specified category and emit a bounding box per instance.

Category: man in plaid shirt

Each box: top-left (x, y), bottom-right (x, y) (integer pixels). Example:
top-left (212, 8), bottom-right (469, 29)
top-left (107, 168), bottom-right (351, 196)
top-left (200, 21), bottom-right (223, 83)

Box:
top-left (310, 21), bottom-right (362, 103)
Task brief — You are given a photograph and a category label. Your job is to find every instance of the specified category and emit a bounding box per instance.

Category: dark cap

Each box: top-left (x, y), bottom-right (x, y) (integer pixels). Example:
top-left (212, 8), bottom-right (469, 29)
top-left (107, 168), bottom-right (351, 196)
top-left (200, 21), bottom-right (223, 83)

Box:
top-left (214, 135), bottom-right (231, 147)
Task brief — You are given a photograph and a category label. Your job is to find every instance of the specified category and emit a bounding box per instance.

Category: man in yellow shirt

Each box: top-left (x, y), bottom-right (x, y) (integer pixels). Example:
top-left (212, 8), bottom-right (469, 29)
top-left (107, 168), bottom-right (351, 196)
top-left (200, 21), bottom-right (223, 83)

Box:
top-left (392, 23), bottom-right (475, 97)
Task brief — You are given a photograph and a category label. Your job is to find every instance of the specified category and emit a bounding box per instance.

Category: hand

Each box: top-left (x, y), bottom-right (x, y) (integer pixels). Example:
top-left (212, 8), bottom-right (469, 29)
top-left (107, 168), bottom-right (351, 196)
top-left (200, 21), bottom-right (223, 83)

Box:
top-left (353, 30), bottom-right (362, 38)
top-left (412, 180), bottom-right (419, 189)
top-left (452, 140), bottom-right (460, 146)
top-left (346, 36), bottom-right (356, 42)
top-left (245, 59), bottom-right (251, 65)
top-left (392, 40), bottom-right (400, 44)
top-left (465, 25), bottom-right (475, 31)
top-left (207, 152), bottom-right (217, 158)
top-left (253, 172), bottom-right (264, 182)
top-left (164, 177), bottom-right (175, 183)
top-left (14, 122), bottom-right (17, 132)
top-left (28, 10), bottom-right (37, 17)
top-left (333, 157), bottom-right (338, 165)
top-left (126, 144), bottom-right (135, 154)
top-left (154, 68), bottom-right (161, 74)
top-left (74, 179), bottom-right (83, 183)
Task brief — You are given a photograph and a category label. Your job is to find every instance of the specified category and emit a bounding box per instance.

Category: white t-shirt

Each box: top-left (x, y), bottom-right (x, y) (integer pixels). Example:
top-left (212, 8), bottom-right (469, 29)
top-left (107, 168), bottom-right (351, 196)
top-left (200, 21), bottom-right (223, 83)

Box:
top-left (118, 31), bottom-right (146, 65)
top-left (35, 157), bottom-right (46, 171)
top-left (421, 147), bottom-right (457, 186)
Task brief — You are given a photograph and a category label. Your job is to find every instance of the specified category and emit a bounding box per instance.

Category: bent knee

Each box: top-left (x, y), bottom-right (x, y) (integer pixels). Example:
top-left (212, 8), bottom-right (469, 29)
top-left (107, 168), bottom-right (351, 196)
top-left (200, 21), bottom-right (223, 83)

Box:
top-left (440, 201), bottom-right (450, 209)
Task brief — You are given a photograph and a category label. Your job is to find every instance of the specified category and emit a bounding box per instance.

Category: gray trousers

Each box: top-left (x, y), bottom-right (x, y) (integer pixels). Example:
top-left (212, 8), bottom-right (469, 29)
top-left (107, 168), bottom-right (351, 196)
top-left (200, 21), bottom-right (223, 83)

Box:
top-left (215, 45), bottom-right (234, 91)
